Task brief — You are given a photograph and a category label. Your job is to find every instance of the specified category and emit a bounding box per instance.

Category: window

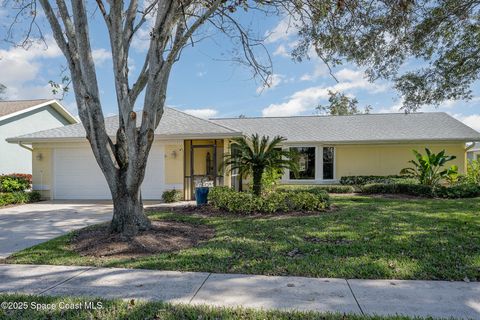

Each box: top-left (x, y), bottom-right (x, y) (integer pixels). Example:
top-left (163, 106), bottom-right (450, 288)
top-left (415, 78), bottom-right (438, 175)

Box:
top-left (290, 147), bottom-right (315, 180)
top-left (323, 147), bottom-right (334, 179)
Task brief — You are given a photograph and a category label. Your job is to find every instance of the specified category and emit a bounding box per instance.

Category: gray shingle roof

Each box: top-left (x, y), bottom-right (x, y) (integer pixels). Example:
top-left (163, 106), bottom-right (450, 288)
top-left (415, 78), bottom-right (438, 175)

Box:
top-left (8, 107), bottom-right (240, 142)
top-left (0, 99), bottom-right (51, 117)
top-left (212, 112), bottom-right (480, 143)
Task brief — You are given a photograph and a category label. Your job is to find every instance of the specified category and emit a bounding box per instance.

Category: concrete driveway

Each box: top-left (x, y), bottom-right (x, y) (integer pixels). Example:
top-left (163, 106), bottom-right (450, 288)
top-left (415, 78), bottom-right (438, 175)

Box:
top-left (0, 201), bottom-right (114, 259)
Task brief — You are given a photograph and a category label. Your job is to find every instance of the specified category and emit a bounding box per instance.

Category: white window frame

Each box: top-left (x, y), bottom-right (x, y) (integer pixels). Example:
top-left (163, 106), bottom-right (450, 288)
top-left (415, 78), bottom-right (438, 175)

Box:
top-left (282, 145), bottom-right (336, 184)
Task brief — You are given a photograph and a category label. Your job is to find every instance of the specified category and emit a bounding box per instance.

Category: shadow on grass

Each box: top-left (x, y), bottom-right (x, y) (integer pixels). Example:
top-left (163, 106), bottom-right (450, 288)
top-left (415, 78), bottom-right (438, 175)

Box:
top-left (7, 196), bottom-right (480, 281)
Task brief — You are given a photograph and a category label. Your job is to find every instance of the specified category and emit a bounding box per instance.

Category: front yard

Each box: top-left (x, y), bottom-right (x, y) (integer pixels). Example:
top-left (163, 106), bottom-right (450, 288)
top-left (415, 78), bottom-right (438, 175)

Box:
top-left (7, 196), bottom-right (480, 281)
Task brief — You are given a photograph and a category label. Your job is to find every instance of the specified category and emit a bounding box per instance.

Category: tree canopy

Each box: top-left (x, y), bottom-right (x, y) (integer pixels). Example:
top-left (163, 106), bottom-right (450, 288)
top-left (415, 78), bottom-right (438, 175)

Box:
top-left (316, 90), bottom-right (371, 115)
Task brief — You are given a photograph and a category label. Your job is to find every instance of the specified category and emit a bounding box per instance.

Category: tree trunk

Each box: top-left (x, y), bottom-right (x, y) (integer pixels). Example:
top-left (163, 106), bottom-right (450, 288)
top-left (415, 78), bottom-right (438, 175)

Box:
top-left (252, 167), bottom-right (263, 196)
top-left (110, 187), bottom-right (151, 237)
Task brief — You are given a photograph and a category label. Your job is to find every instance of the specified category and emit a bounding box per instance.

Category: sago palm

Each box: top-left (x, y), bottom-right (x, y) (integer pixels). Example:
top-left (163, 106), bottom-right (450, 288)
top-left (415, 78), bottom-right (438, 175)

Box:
top-left (224, 134), bottom-right (298, 196)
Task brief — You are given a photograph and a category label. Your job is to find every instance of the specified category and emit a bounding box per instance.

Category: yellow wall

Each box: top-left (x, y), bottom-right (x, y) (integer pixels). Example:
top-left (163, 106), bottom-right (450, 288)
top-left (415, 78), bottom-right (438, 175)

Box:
top-left (164, 144), bottom-right (184, 185)
top-left (335, 142), bottom-right (466, 177)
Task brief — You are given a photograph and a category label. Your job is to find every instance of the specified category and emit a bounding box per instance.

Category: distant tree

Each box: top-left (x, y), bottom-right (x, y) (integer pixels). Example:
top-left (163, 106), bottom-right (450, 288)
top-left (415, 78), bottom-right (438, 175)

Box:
top-left (238, 114), bottom-right (246, 118)
top-left (316, 91), bottom-right (371, 116)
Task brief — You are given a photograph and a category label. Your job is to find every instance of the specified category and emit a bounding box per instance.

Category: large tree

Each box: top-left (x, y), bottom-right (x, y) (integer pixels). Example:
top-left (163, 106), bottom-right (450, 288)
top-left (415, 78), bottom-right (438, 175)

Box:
top-left (293, 0), bottom-right (480, 111)
top-left (4, 0), bottom-right (277, 236)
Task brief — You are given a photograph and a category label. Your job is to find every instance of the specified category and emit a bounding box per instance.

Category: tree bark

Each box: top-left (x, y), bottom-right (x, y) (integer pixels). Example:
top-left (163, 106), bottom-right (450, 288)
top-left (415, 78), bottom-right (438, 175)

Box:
top-left (252, 167), bottom-right (263, 196)
top-left (110, 185), bottom-right (151, 237)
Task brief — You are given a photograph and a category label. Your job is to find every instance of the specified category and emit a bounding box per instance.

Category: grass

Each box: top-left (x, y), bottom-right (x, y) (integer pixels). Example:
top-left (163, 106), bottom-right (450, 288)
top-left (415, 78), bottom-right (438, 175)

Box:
top-left (0, 294), bottom-right (449, 320)
top-left (7, 196), bottom-right (480, 281)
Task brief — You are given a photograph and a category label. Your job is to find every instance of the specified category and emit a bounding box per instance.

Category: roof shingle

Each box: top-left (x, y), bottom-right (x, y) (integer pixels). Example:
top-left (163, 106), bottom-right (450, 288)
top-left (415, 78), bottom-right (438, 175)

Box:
top-left (0, 99), bottom-right (51, 118)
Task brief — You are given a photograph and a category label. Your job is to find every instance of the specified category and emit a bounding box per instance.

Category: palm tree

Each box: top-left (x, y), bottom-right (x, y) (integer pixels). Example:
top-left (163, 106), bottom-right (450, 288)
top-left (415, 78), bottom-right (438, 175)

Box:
top-left (224, 134), bottom-right (298, 196)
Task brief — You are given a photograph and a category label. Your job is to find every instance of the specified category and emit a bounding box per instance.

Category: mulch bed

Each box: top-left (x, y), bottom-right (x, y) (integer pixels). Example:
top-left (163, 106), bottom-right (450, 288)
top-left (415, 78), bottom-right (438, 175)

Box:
top-left (69, 220), bottom-right (214, 259)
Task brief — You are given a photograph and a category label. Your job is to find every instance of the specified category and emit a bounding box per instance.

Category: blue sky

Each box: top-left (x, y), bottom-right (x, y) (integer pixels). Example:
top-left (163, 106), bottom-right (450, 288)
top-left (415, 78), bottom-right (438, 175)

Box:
top-left (0, 5), bottom-right (479, 131)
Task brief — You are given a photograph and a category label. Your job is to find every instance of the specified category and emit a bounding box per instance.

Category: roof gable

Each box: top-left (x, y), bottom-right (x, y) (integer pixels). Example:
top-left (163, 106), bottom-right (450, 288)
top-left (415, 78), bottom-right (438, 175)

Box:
top-left (0, 99), bottom-right (78, 124)
top-left (7, 107), bottom-right (240, 142)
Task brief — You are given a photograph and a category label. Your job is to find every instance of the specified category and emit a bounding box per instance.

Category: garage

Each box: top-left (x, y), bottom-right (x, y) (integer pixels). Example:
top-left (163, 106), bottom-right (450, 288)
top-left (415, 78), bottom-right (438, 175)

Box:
top-left (52, 144), bottom-right (166, 200)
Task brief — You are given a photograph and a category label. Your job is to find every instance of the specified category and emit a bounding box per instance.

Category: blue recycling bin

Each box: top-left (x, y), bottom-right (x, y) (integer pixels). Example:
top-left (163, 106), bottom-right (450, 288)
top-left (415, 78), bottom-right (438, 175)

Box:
top-left (195, 187), bottom-right (209, 205)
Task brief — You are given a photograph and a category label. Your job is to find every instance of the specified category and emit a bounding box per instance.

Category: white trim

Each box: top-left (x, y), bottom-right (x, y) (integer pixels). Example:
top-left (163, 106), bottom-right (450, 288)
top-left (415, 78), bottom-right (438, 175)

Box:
top-left (283, 145), bottom-right (336, 184)
top-left (51, 148), bottom-right (56, 200)
top-left (0, 100), bottom-right (78, 124)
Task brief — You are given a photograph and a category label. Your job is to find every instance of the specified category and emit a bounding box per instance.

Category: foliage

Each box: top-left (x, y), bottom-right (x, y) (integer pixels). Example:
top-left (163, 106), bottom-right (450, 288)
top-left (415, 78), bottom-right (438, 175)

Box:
top-left (316, 90), bottom-right (372, 115)
top-left (0, 191), bottom-right (41, 207)
top-left (340, 175), bottom-right (415, 186)
top-left (161, 190), bottom-right (183, 203)
top-left (208, 187), bottom-right (329, 214)
top-left (277, 184), bottom-right (355, 193)
top-left (9, 196), bottom-right (480, 281)
top-left (0, 176), bottom-right (30, 192)
top-left (294, 1), bottom-right (480, 111)
top-left (259, 167), bottom-right (283, 193)
top-left (360, 183), bottom-right (480, 199)
top-left (223, 134), bottom-right (298, 196)
top-left (400, 149), bottom-right (457, 186)
top-left (0, 294), bottom-right (425, 320)
top-left (0, 83), bottom-right (6, 99)
top-left (465, 160), bottom-right (480, 185)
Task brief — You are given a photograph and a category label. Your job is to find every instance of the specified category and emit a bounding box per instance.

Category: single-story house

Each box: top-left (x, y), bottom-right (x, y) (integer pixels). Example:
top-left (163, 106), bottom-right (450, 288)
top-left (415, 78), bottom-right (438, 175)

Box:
top-left (0, 99), bottom-right (78, 174)
top-left (6, 109), bottom-right (480, 200)
top-left (467, 142), bottom-right (480, 161)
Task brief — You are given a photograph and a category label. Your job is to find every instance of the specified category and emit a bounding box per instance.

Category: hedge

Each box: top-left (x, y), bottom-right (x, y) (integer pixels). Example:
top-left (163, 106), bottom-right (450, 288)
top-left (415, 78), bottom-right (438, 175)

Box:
top-left (0, 175), bottom-right (30, 192)
top-left (340, 175), bottom-right (416, 185)
top-left (162, 189), bottom-right (183, 203)
top-left (360, 183), bottom-right (480, 199)
top-left (0, 191), bottom-right (41, 207)
top-left (208, 187), bottom-right (330, 214)
top-left (276, 184), bottom-right (355, 193)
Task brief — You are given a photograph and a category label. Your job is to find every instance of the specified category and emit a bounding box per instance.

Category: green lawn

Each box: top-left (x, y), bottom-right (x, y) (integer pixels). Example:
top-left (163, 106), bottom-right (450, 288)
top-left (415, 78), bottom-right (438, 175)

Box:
top-left (7, 196), bottom-right (480, 281)
top-left (0, 294), bottom-right (446, 320)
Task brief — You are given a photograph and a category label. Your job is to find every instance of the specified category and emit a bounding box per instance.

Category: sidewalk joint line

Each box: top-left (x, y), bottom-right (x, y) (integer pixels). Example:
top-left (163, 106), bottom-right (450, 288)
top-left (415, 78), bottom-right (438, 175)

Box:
top-left (189, 273), bottom-right (211, 304)
top-left (39, 267), bottom-right (94, 295)
top-left (346, 279), bottom-right (364, 315)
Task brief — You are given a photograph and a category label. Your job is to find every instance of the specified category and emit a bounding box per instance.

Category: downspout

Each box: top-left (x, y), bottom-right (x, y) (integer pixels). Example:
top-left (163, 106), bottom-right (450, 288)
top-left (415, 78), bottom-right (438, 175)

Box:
top-left (465, 142), bottom-right (477, 152)
top-left (18, 142), bottom-right (33, 152)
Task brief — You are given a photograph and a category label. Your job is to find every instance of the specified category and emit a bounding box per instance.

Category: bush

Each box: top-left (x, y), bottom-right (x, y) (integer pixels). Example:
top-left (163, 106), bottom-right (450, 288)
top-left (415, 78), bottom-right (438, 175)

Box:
top-left (161, 189), bottom-right (183, 203)
top-left (465, 160), bottom-right (480, 185)
top-left (360, 183), bottom-right (480, 199)
top-left (277, 184), bottom-right (355, 193)
top-left (0, 191), bottom-right (41, 207)
top-left (361, 183), bottom-right (434, 197)
top-left (0, 176), bottom-right (30, 192)
top-left (339, 175), bottom-right (415, 185)
top-left (208, 187), bottom-right (330, 214)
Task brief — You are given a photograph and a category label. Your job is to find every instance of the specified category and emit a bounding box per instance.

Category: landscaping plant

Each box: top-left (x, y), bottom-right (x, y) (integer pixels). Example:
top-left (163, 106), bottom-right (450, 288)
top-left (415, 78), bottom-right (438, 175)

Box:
top-left (400, 148), bottom-right (457, 186)
top-left (465, 159), bottom-right (480, 185)
top-left (223, 134), bottom-right (298, 196)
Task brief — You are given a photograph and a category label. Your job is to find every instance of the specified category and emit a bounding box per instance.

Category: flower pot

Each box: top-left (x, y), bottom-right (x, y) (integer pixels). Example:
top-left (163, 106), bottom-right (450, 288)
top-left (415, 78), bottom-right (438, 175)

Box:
top-left (195, 187), bottom-right (209, 205)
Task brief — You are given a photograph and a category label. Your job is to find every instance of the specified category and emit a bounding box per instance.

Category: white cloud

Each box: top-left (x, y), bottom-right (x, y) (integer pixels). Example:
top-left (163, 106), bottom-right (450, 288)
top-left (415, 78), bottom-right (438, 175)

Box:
top-left (454, 114), bottom-right (480, 132)
top-left (262, 68), bottom-right (388, 117)
top-left (0, 37), bottom-right (63, 100)
top-left (256, 74), bottom-right (284, 94)
top-left (264, 17), bottom-right (298, 44)
top-left (92, 48), bottom-right (111, 66)
top-left (273, 44), bottom-right (289, 57)
top-left (300, 64), bottom-right (328, 81)
top-left (183, 108), bottom-right (218, 119)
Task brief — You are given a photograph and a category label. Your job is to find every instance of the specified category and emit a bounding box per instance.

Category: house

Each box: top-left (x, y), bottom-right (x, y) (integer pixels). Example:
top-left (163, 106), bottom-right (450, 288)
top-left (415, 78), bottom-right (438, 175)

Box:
top-left (0, 99), bottom-right (78, 174)
top-left (6, 109), bottom-right (480, 200)
top-left (467, 142), bottom-right (480, 161)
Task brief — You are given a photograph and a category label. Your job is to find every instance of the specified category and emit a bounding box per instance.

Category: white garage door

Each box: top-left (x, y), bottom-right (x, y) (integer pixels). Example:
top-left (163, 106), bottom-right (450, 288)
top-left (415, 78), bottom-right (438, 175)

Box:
top-left (53, 144), bottom-right (165, 200)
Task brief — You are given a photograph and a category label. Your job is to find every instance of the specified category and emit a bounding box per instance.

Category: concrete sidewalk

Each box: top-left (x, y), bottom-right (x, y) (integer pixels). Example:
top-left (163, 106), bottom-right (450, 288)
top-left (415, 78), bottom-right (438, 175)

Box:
top-left (0, 264), bottom-right (479, 319)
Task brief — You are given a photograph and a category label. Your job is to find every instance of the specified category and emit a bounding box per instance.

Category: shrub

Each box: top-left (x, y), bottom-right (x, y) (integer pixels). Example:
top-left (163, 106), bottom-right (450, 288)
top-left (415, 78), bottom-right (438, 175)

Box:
top-left (208, 187), bottom-right (330, 214)
top-left (161, 189), bottom-right (183, 203)
top-left (339, 175), bottom-right (413, 185)
top-left (465, 160), bottom-right (480, 185)
top-left (0, 176), bottom-right (30, 192)
top-left (361, 183), bottom-right (434, 197)
top-left (360, 183), bottom-right (480, 199)
top-left (0, 191), bottom-right (41, 207)
top-left (277, 184), bottom-right (355, 193)
top-left (8, 173), bottom-right (32, 185)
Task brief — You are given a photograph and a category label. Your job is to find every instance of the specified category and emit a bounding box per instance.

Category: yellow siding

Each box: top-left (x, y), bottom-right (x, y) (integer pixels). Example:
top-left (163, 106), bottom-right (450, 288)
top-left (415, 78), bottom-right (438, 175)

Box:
top-left (335, 142), bottom-right (466, 177)
top-left (164, 144), bottom-right (184, 185)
